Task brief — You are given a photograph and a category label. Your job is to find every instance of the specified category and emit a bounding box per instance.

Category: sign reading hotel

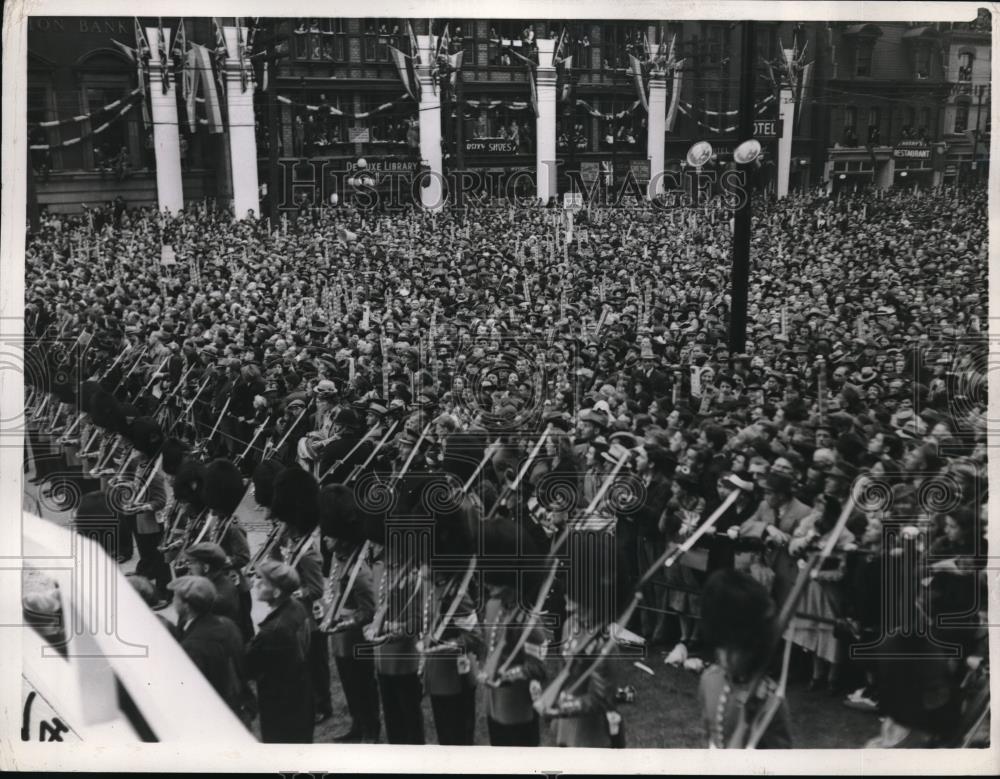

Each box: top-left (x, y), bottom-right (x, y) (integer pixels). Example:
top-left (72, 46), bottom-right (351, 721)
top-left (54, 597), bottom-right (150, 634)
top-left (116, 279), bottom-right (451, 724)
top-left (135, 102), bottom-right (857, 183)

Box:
top-left (753, 119), bottom-right (778, 138)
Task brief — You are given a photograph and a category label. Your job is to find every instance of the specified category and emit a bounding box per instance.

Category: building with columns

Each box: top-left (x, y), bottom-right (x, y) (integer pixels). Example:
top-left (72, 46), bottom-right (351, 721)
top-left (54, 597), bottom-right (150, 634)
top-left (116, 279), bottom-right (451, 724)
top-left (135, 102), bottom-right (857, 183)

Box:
top-left (26, 15), bottom-right (990, 214)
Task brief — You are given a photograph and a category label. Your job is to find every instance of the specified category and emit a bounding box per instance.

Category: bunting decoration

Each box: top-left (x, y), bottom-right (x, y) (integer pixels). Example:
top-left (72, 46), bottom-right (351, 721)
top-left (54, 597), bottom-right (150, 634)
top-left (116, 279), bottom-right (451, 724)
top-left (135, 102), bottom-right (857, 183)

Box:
top-left (575, 98), bottom-right (642, 120)
top-left (29, 87), bottom-right (144, 128)
top-left (212, 17), bottom-right (228, 99)
top-left (29, 98), bottom-right (143, 149)
top-left (133, 19), bottom-right (152, 130)
top-left (528, 66), bottom-right (539, 117)
top-left (236, 19), bottom-right (248, 93)
top-left (184, 47), bottom-right (200, 132)
top-left (275, 93), bottom-right (409, 119)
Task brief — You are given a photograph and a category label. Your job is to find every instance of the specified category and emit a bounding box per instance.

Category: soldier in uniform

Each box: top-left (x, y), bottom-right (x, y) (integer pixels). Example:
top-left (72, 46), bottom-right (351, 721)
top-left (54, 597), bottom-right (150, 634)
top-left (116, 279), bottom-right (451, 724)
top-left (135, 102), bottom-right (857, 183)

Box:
top-left (269, 466), bottom-right (330, 724)
top-left (160, 457), bottom-right (209, 571)
top-left (697, 568), bottom-right (792, 749)
top-left (360, 428), bottom-right (427, 744)
top-left (539, 533), bottom-right (627, 748)
top-left (478, 519), bottom-right (548, 747)
top-left (118, 416), bottom-right (170, 605)
top-left (317, 483), bottom-right (381, 743)
top-left (246, 560), bottom-right (314, 743)
top-left (420, 470), bottom-right (482, 745)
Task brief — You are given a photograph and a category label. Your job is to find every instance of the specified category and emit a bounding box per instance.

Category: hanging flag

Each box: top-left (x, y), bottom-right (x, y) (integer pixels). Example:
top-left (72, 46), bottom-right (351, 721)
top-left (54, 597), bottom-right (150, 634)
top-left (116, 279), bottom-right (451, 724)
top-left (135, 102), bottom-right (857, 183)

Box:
top-left (628, 54), bottom-right (648, 111)
top-left (157, 19), bottom-right (170, 93)
top-left (184, 47), bottom-right (200, 132)
top-left (388, 45), bottom-right (418, 102)
top-left (212, 17), bottom-right (228, 99)
top-left (436, 23), bottom-right (450, 58)
top-left (261, 59), bottom-right (269, 93)
top-left (796, 62), bottom-right (813, 129)
top-left (170, 18), bottom-right (187, 60)
top-left (134, 18), bottom-right (151, 60)
top-left (236, 21), bottom-right (248, 93)
top-left (447, 50), bottom-right (463, 88)
top-left (528, 66), bottom-right (538, 117)
top-left (666, 60), bottom-right (685, 132)
top-left (212, 17), bottom-right (229, 57)
top-left (407, 20), bottom-right (421, 65)
top-left (192, 43), bottom-right (224, 133)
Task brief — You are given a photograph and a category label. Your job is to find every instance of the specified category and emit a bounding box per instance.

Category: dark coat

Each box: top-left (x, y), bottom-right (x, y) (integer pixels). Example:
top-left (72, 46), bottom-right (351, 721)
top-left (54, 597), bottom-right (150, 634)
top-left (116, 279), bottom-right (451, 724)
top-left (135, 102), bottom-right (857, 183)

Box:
top-left (245, 598), bottom-right (313, 743)
top-left (178, 612), bottom-right (247, 715)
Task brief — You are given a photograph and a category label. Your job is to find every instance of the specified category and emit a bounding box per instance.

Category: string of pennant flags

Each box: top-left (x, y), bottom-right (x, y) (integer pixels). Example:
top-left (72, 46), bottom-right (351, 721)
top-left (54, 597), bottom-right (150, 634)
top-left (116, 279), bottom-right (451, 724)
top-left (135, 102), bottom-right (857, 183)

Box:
top-left (274, 93), bottom-right (410, 119)
top-left (29, 87), bottom-right (144, 129)
top-left (30, 96), bottom-right (143, 150)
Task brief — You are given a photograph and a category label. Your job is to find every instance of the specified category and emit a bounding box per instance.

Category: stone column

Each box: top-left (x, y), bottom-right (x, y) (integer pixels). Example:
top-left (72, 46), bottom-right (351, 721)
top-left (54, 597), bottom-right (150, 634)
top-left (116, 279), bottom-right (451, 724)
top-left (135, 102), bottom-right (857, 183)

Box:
top-left (647, 74), bottom-right (667, 199)
top-left (416, 34), bottom-right (444, 211)
top-left (223, 26), bottom-right (260, 219)
top-left (535, 39), bottom-right (557, 204)
top-left (145, 27), bottom-right (184, 214)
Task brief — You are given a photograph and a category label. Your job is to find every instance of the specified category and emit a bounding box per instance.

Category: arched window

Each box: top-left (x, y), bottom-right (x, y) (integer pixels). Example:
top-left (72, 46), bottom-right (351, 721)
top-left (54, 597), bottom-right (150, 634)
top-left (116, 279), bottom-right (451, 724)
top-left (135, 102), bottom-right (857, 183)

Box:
top-left (74, 48), bottom-right (147, 172)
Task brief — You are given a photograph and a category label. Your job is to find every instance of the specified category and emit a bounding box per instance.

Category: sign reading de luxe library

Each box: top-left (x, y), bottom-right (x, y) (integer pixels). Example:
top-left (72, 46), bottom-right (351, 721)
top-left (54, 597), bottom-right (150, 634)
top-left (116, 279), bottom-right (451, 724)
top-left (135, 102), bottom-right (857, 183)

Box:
top-left (893, 140), bottom-right (931, 159)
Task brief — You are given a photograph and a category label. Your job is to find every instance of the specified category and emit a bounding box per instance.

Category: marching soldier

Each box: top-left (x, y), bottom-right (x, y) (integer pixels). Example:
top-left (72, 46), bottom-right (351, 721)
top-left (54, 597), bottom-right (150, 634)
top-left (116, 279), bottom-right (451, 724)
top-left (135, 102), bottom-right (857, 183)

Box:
top-left (317, 483), bottom-right (381, 743)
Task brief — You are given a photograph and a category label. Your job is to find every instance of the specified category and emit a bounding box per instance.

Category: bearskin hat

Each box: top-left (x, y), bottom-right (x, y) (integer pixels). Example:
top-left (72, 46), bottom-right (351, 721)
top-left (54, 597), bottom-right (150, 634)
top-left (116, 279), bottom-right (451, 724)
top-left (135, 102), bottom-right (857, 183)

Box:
top-left (173, 458), bottom-right (208, 505)
top-left (161, 438), bottom-right (189, 477)
top-left (128, 416), bottom-right (164, 458)
top-left (317, 483), bottom-right (365, 545)
top-left (700, 568), bottom-right (778, 679)
top-left (203, 458), bottom-right (246, 516)
top-left (88, 388), bottom-right (123, 431)
top-left (481, 518), bottom-right (543, 600)
top-left (251, 459), bottom-right (285, 509)
top-left (271, 466), bottom-right (319, 534)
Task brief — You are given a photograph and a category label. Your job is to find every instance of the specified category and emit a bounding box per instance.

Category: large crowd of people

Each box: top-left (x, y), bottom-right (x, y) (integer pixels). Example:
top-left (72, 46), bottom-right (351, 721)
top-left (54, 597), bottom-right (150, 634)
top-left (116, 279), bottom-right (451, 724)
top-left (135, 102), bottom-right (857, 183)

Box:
top-left (22, 180), bottom-right (989, 748)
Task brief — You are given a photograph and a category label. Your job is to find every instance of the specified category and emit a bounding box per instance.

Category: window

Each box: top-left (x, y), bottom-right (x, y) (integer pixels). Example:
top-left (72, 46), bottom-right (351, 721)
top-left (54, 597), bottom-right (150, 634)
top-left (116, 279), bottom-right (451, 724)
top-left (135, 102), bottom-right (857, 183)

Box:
top-left (292, 18), bottom-right (346, 61)
top-left (954, 101), bottom-right (970, 133)
top-left (958, 51), bottom-right (974, 82)
top-left (602, 24), bottom-right (631, 70)
top-left (855, 44), bottom-right (873, 77)
top-left (914, 45), bottom-right (931, 79)
top-left (490, 21), bottom-right (536, 66)
top-left (756, 24), bottom-right (778, 63)
top-left (706, 24), bottom-right (724, 65)
top-left (363, 19), bottom-right (397, 62)
top-left (867, 106), bottom-right (881, 144)
top-left (28, 83), bottom-right (55, 175)
top-left (843, 106), bottom-right (858, 146)
top-left (919, 107), bottom-right (932, 137)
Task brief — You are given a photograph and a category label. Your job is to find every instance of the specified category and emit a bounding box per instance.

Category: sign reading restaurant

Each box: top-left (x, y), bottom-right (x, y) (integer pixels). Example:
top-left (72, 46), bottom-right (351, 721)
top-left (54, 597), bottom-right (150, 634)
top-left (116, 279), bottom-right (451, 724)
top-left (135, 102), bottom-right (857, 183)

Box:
top-left (893, 140), bottom-right (931, 159)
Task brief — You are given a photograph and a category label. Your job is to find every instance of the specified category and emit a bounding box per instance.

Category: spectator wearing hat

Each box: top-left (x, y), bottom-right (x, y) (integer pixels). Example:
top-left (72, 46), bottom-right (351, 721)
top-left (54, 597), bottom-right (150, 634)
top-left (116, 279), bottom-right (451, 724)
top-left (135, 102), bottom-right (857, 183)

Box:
top-left (627, 441), bottom-right (676, 647)
top-left (660, 469), bottom-right (706, 666)
top-left (168, 575), bottom-right (252, 725)
top-left (733, 472), bottom-right (812, 603)
top-left (182, 541), bottom-right (244, 638)
top-left (125, 573), bottom-right (178, 640)
top-left (786, 493), bottom-right (857, 693)
top-left (246, 559), bottom-right (313, 743)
